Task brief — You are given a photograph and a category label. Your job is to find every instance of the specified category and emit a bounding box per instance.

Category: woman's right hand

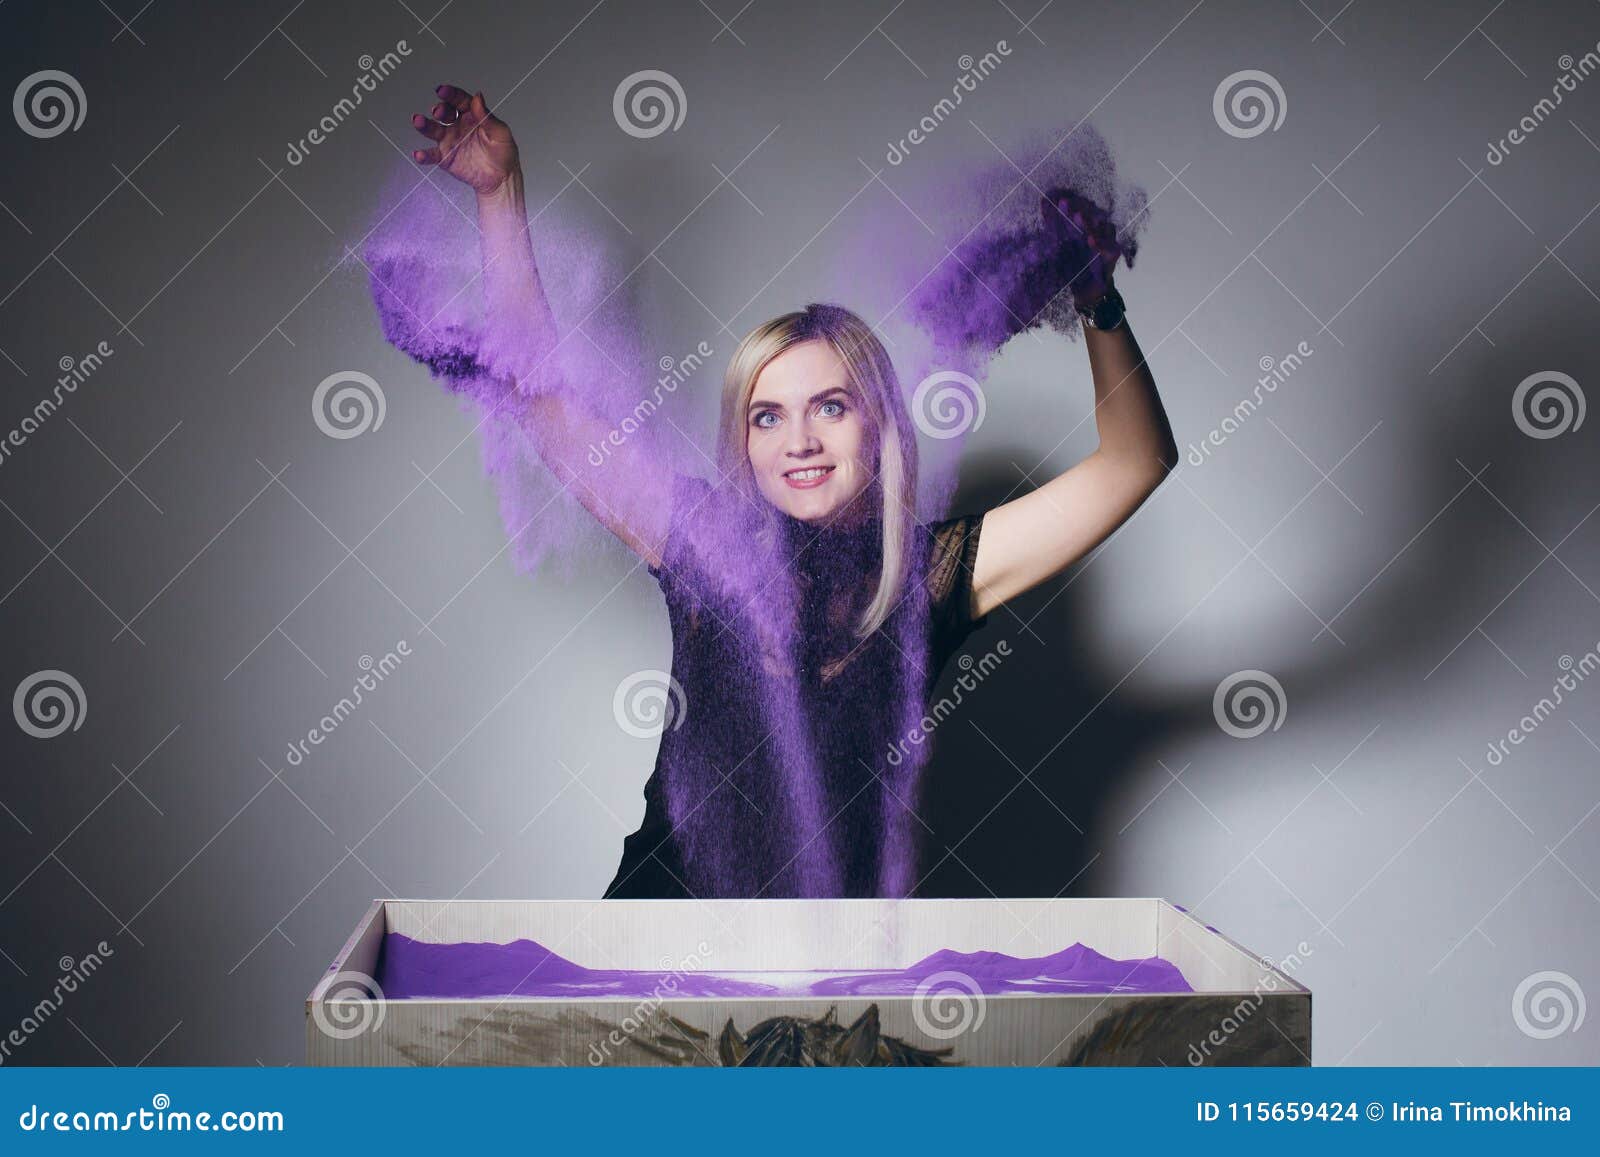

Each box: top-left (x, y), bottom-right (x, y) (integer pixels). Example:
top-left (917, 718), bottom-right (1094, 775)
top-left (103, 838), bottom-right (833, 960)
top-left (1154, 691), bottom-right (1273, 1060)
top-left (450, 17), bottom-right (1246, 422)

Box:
top-left (1040, 187), bottom-right (1125, 306)
top-left (411, 84), bottom-right (519, 196)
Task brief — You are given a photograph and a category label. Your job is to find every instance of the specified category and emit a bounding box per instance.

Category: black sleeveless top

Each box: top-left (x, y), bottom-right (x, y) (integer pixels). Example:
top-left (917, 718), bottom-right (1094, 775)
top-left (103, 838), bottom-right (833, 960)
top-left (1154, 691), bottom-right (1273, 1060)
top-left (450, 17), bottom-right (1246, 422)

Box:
top-left (603, 472), bottom-right (989, 900)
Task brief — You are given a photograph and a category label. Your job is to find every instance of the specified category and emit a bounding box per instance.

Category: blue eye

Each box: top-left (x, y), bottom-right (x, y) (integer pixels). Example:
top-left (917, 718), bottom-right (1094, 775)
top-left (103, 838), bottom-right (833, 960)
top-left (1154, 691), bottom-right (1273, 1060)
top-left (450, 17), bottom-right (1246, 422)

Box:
top-left (819, 400), bottom-right (846, 418)
top-left (753, 411), bottom-right (779, 429)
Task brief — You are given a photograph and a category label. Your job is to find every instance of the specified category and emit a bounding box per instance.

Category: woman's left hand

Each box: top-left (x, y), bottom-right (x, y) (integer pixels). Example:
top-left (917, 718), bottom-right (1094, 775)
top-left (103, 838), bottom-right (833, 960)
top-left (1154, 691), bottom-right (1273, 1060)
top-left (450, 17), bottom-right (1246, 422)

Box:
top-left (1040, 188), bottom-right (1125, 305)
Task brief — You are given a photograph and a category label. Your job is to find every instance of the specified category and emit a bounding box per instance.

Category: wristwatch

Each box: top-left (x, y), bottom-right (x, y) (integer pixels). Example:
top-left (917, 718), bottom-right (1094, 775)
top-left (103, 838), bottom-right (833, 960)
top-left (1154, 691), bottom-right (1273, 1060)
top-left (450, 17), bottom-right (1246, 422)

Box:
top-left (1076, 287), bottom-right (1126, 331)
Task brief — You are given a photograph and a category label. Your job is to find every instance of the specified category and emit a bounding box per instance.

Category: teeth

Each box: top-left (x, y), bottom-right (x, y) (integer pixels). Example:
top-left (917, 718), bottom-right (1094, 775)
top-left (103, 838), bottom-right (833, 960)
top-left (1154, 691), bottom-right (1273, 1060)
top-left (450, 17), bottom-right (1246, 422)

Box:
top-left (788, 467), bottom-right (830, 480)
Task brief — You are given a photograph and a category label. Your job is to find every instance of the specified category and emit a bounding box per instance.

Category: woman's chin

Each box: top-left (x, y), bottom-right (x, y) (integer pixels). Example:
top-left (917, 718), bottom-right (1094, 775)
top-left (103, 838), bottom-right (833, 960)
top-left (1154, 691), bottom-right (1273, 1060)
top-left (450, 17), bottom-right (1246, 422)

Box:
top-left (792, 495), bottom-right (871, 527)
top-left (784, 499), bottom-right (835, 523)
top-left (759, 477), bottom-right (867, 524)
top-left (768, 491), bottom-right (840, 523)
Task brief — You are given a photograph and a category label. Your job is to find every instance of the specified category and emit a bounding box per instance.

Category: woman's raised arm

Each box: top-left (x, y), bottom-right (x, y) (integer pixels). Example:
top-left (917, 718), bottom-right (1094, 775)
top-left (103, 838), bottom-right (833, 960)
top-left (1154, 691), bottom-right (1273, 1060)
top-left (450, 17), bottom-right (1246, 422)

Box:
top-left (969, 191), bottom-right (1179, 619)
top-left (412, 84), bottom-right (672, 568)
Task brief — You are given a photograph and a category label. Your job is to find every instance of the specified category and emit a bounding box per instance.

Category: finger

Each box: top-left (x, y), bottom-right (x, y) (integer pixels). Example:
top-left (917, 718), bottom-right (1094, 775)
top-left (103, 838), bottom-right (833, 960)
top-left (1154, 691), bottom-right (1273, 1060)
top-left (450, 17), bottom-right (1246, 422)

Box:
top-left (412, 112), bottom-right (447, 141)
top-left (435, 84), bottom-right (472, 112)
top-left (431, 101), bottom-right (462, 128)
top-left (412, 146), bottom-right (442, 165)
top-left (1042, 192), bottom-right (1089, 239)
top-left (471, 91), bottom-right (489, 121)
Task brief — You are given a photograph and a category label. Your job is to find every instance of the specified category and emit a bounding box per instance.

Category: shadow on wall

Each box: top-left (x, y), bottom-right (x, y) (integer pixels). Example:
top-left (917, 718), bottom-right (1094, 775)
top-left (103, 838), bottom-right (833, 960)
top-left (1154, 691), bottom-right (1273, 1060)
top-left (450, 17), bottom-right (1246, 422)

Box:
top-left (913, 312), bottom-right (1587, 898)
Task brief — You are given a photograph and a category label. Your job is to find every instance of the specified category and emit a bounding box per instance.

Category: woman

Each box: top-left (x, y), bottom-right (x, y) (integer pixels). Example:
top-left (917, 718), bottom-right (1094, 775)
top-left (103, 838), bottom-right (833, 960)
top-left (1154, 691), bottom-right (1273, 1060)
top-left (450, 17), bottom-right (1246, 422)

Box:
top-left (409, 85), bottom-right (1178, 900)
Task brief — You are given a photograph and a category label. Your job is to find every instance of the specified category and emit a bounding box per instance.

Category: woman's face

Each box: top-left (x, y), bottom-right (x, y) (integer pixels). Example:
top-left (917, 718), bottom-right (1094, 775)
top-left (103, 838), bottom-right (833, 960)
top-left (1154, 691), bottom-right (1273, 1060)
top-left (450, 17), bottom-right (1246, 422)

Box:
top-left (745, 339), bottom-right (875, 524)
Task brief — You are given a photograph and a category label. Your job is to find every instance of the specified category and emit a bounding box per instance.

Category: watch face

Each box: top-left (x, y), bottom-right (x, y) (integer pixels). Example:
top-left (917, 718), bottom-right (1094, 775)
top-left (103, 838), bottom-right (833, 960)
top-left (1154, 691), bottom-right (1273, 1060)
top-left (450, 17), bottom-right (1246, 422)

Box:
top-left (1092, 293), bottom-right (1123, 329)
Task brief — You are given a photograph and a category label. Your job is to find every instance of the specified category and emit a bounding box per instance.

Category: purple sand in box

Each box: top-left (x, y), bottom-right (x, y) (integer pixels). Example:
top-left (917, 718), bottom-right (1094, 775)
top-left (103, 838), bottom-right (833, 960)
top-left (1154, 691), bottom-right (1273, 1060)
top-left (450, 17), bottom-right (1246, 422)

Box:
top-left (375, 932), bottom-right (1192, 999)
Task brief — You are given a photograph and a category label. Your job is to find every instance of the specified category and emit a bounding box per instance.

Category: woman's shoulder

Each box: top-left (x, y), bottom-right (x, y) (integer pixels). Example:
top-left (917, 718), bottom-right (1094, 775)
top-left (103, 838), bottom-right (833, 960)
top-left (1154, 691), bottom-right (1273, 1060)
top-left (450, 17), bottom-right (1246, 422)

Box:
top-left (648, 471), bottom-right (727, 574)
top-left (918, 509), bottom-right (988, 630)
top-left (649, 471), bottom-right (767, 606)
top-left (919, 509), bottom-right (986, 570)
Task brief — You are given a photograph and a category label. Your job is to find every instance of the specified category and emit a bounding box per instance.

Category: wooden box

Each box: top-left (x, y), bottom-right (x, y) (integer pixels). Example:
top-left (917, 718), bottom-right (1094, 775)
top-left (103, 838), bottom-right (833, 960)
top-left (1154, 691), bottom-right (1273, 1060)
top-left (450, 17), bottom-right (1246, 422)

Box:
top-left (305, 898), bottom-right (1310, 1066)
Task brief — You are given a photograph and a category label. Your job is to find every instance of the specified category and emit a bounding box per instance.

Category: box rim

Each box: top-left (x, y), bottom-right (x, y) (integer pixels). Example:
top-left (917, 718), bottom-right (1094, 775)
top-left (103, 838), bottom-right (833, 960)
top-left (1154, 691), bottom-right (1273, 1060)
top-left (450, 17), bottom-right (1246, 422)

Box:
top-left (1157, 898), bottom-right (1311, 995)
top-left (307, 897), bottom-right (1307, 1005)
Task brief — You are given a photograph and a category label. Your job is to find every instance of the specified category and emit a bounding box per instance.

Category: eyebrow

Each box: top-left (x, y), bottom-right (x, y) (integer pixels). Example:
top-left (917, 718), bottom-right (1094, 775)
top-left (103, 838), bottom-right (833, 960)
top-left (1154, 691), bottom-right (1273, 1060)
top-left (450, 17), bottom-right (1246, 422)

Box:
top-left (747, 386), bottom-right (850, 415)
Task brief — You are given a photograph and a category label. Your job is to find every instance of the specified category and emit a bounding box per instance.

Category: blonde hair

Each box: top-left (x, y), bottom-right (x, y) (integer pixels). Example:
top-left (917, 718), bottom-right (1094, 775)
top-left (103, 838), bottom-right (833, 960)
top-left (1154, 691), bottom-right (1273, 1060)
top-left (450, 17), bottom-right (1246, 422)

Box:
top-left (716, 303), bottom-right (919, 639)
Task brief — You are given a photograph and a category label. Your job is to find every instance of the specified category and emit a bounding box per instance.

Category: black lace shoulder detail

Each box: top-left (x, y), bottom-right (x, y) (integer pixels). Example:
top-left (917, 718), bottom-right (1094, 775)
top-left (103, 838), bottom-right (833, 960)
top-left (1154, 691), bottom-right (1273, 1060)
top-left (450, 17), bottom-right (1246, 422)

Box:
top-left (924, 511), bottom-right (990, 673)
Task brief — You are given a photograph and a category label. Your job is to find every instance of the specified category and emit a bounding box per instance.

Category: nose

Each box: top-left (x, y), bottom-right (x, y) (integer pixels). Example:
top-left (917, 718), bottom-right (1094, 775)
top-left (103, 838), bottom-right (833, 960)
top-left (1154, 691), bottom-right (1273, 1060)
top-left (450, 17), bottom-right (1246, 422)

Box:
top-left (783, 416), bottom-right (823, 458)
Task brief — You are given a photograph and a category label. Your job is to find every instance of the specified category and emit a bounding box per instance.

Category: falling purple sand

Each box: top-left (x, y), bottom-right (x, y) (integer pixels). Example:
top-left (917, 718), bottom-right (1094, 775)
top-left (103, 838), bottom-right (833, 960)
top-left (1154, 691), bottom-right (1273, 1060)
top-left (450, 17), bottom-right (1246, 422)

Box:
top-left (375, 932), bottom-right (1192, 999)
top-left (358, 122), bottom-right (1149, 899)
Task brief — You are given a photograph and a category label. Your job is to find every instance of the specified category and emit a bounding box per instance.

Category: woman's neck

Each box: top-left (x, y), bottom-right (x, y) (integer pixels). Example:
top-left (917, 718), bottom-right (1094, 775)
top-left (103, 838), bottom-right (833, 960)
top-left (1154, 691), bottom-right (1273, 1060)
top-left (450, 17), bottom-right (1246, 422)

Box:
top-left (781, 504), bottom-right (881, 585)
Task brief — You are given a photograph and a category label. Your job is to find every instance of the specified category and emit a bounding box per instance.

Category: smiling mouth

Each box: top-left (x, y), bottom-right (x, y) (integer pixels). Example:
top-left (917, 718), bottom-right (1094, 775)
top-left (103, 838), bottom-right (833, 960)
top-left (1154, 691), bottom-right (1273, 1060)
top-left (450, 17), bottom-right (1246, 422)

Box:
top-left (783, 465), bottom-right (835, 489)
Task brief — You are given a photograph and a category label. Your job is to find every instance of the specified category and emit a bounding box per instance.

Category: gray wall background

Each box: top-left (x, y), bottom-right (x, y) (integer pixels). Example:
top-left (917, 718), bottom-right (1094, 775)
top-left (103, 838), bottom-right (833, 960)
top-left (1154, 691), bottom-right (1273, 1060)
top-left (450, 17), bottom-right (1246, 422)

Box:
top-left (2, 0), bottom-right (1597, 1065)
